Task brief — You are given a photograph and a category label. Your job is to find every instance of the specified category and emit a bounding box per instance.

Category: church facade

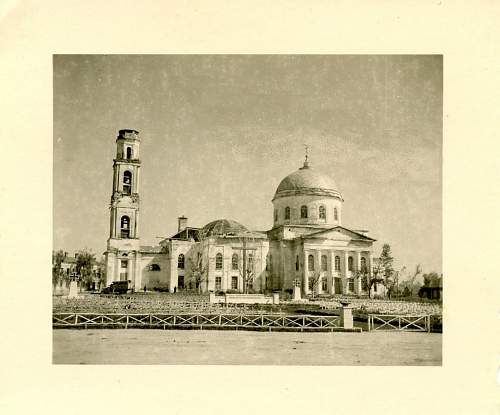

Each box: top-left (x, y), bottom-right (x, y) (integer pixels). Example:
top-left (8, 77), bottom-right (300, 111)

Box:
top-left (105, 129), bottom-right (376, 296)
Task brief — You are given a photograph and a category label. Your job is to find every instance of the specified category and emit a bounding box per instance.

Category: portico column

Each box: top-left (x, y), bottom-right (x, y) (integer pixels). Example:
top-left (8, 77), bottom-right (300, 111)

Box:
top-left (328, 251), bottom-right (334, 294)
top-left (303, 250), bottom-right (309, 296)
top-left (315, 250), bottom-right (321, 294)
top-left (343, 250), bottom-right (349, 294)
top-left (355, 251), bottom-right (362, 294)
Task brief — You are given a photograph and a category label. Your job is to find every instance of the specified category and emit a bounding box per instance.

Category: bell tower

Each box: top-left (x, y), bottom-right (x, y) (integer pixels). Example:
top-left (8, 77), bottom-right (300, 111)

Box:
top-left (105, 129), bottom-right (142, 288)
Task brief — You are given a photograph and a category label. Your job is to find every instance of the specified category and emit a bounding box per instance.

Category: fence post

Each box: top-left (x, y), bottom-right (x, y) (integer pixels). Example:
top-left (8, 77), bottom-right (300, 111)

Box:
top-left (368, 315), bottom-right (371, 331)
top-left (126, 314), bottom-right (129, 329)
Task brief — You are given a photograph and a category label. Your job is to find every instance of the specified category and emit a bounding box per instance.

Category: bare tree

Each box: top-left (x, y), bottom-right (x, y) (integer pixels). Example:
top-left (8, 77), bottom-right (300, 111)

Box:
top-left (75, 249), bottom-right (96, 291)
top-left (187, 249), bottom-right (209, 293)
top-left (234, 232), bottom-right (258, 294)
top-left (367, 263), bottom-right (385, 299)
top-left (400, 264), bottom-right (422, 297)
top-left (52, 250), bottom-right (65, 290)
top-left (307, 271), bottom-right (322, 299)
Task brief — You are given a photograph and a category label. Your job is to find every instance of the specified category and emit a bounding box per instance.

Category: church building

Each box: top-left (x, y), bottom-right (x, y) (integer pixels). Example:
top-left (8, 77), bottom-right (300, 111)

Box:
top-left (105, 129), bottom-right (376, 296)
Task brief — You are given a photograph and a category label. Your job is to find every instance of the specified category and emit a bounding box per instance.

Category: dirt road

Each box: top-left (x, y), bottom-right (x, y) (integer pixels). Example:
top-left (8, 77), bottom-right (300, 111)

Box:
top-left (53, 329), bottom-right (441, 365)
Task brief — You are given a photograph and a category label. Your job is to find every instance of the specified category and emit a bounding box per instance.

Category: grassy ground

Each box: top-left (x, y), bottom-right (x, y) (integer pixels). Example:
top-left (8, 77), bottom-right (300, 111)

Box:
top-left (53, 292), bottom-right (442, 315)
top-left (53, 329), bottom-right (442, 365)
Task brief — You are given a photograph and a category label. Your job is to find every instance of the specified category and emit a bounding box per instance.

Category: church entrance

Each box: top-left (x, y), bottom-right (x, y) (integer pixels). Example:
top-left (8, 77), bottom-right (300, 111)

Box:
top-left (178, 276), bottom-right (185, 290)
top-left (334, 277), bottom-right (342, 294)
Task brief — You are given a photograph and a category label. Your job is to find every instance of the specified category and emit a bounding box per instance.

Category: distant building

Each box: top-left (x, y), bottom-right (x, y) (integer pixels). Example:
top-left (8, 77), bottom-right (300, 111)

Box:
top-left (105, 129), bottom-right (377, 295)
top-left (52, 251), bottom-right (104, 293)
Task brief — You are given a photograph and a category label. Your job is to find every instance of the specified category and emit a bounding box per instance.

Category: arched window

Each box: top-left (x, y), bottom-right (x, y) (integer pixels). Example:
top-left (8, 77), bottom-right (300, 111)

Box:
top-left (216, 253), bottom-right (223, 270)
top-left (321, 255), bottom-right (327, 271)
top-left (150, 264), bottom-right (161, 271)
top-left (308, 254), bottom-right (314, 271)
top-left (319, 205), bottom-right (326, 220)
top-left (360, 257), bottom-right (367, 272)
top-left (126, 147), bottom-right (132, 159)
top-left (334, 207), bottom-right (338, 221)
top-left (296, 255), bottom-right (299, 271)
top-left (348, 256), bottom-right (354, 271)
top-left (120, 216), bottom-right (130, 238)
top-left (123, 171), bottom-right (132, 194)
top-left (232, 253), bottom-right (238, 270)
top-left (335, 256), bottom-right (340, 272)
top-left (285, 206), bottom-right (290, 220)
top-left (301, 205), bottom-right (308, 219)
top-left (177, 254), bottom-right (185, 269)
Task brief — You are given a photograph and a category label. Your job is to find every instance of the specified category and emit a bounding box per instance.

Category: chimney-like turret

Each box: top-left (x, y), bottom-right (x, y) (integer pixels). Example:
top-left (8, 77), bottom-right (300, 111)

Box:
top-left (178, 216), bottom-right (188, 232)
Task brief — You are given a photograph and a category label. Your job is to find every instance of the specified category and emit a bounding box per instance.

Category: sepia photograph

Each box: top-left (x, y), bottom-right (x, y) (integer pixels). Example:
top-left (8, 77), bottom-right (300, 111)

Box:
top-left (52, 54), bottom-right (442, 365)
top-left (2, 2), bottom-right (499, 414)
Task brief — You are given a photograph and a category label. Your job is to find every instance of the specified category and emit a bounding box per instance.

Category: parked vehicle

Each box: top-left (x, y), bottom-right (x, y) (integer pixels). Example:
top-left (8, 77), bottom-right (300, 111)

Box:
top-left (101, 280), bottom-right (131, 295)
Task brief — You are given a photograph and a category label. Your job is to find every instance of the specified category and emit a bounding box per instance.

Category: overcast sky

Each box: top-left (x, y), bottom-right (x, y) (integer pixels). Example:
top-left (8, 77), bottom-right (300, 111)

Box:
top-left (53, 55), bottom-right (442, 274)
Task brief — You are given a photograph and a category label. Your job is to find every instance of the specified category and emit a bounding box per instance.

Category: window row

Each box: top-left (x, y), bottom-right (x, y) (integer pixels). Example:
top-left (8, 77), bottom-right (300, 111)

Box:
top-left (275, 206), bottom-right (338, 221)
top-left (177, 253), bottom-right (255, 270)
top-left (306, 254), bottom-right (368, 272)
top-left (214, 276), bottom-right (252, 291)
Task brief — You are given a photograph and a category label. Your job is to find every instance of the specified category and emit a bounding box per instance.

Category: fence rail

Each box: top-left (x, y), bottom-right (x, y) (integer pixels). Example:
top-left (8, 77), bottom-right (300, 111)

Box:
top-left (53, 312), bottom-right (349, 331)
top-left (367, 314), bottom-right (431, 332)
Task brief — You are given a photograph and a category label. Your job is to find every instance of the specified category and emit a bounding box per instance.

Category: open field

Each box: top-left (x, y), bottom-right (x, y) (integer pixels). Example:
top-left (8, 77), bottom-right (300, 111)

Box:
top-left (53, 329), bottom-right (442, 365)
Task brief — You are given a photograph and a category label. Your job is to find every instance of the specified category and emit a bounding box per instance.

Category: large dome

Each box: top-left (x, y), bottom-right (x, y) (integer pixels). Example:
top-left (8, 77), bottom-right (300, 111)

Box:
top-left (201, 219), bottom-right (248, 237)
top-left (274, 162), bottom-right (343, 201)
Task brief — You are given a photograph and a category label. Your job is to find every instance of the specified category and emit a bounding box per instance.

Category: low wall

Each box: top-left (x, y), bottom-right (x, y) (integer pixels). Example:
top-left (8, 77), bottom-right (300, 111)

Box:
top-left (209, 293), bottom-right (280, 305)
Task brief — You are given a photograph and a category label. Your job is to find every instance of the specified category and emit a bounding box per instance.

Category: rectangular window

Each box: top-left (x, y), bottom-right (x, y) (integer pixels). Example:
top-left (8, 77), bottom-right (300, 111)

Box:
top-left (215, 276), bottom-right (222, 290)
top-left (322, 278), bottom-right (327, 291)
top-left (348, 278), bottom-right (354, 292)
top-left (178, 275), bottom-right (184, 289)
top-left (231, 276), bottom-right (238, 290)
top-left (334, 278), bottom-right (342, 294)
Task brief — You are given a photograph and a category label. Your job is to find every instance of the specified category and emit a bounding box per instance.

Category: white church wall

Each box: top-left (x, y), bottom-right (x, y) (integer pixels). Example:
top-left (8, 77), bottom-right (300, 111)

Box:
top-left (273, 194), bottom-right (342, 227)
top-left (140, 254), bottom-right (169, 290)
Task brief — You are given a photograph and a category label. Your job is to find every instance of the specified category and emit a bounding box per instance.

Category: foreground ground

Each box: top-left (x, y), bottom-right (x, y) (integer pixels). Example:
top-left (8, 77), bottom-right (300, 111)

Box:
top-left (53, 329), bottom-right (441, 365)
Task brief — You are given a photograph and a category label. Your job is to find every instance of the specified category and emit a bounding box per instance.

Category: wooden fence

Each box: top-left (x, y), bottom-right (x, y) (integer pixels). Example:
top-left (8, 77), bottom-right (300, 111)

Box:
top-left (367, 314), bottom-right (431, 332)
top-left (52, 312), bottom-right (352, 332)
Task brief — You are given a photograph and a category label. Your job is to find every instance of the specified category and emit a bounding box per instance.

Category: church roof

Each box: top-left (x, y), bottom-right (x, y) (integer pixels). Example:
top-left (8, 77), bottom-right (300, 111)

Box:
top-left (273, 161), bottom-right (343, 201)
top-left (200, 219), bottom-right (248, 238)
top-left (169, 227), bottom-right (200, 241)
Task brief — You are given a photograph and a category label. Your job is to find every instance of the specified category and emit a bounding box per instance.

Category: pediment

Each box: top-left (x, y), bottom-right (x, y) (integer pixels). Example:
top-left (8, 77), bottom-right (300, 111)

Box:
top-left (302, 226), bottom-right (375, 242)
